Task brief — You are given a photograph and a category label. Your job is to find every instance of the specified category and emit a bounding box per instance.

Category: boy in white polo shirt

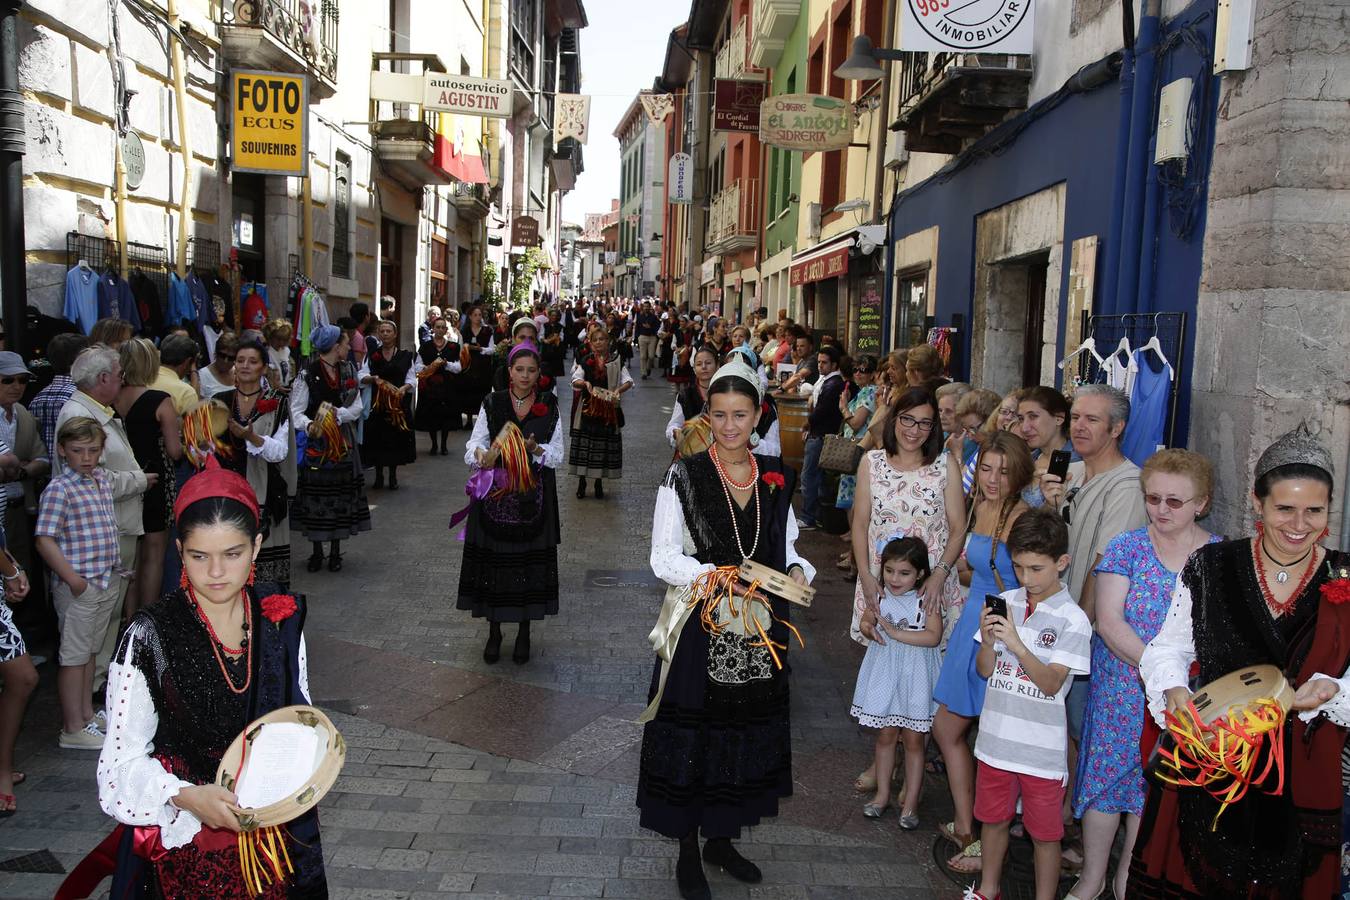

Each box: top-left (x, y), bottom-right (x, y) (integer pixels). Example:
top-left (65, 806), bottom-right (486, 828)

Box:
top-left (968, 508), bottom-right (1091, 900)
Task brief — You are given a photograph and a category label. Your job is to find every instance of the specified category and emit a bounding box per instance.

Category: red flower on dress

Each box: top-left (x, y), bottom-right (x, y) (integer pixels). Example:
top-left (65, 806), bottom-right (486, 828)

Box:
top-left (1322, 576), bottom-right (1350, 605)
top-left (260, 594), bottom-right (298, 623)
top-left (343, 378), bottom-right (357, 391)
top-left (761, 400), bottom-right (771, 415)
top-left (539, 375), bottom-right (552, 389)
top-left (762, 472), bottom-right (785, 492)
top-left (531, 402), bottom-right (548, 417)
top-left (255, 396), bottom-right (279, 415)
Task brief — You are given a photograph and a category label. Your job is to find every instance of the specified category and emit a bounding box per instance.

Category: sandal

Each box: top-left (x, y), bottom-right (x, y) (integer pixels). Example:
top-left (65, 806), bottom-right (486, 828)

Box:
top-left (939, 821), bottom-right (967, 847)
top-left (947, 838), bottom-right (983, 875)
top-left (1061, 841), bottom-right (1085, 874)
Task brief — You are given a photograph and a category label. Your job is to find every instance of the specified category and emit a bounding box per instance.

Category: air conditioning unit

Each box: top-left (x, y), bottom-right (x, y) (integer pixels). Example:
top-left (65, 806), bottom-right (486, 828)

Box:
top-left (885, 133), bottom-right (910, 170)
top-left (806, 202), bottom-right (821, 241)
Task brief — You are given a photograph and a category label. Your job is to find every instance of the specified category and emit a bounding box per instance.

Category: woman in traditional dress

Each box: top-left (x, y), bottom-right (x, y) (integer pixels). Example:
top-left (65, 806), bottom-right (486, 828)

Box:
top-left (93, 459), bottom-right (325, 897)
top-left (664, 346), bottom-right (719, 451)
top-left (569, 325), bottom-right (632, 500)
top-left (460, 305), bottom-right (496, 427)
top-left (1132, 424), bottom-right (1350, 898)
top-left (213, 339), bottom-right (293, 594)
top-left (668, 318), bottom-right (696, 385)
top-left (640, 359), bottom-right (815, 899)
top-left (540, 308), bottom-right (567, 380)
top-left (458, 342), bottom-right (563, 666)
top-left (413, 317), bottom-right (463, 456)
top-left (360, 319), bottom-right (417, 490)
top-left (290, 324), bottom-right (371, 573)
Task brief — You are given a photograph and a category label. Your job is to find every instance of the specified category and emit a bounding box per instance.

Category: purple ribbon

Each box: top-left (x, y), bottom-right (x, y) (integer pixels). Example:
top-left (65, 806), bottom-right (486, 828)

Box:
top-left (448, 467), bottom-right (505, 541)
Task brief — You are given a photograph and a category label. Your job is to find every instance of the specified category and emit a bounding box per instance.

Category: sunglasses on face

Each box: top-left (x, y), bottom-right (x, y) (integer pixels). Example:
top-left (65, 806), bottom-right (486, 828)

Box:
top-left (896, 414), bottom-right (935, 432)
top-left (0, 375), bottom-right (30, 386)
top-left (1144, 493), bottom-right (1193, 510)
top-left (1061, 486), bottom-right (1083, 525)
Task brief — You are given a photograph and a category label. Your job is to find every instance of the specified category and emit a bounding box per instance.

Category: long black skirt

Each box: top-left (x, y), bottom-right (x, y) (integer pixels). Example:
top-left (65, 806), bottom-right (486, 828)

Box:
top-left (456, 470), bottom-right (560, 623)
top-left (293, 462), bottom-right (372, 542)
top-left (362, 403), bottom-right (417, 466)
top-left (568, 416), bottom-right (622, 479)
top-left (636, 613), bottom-right (793, 840)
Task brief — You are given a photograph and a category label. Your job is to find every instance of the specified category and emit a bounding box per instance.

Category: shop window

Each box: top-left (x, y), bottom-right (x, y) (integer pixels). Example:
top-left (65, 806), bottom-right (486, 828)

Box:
top-left (333, 151), bottom-right (352, 279)
top-left (829, 3), bottom-right (851, 101)
top-left (894, 270), bottom-right (927, 350)
top-left (430, 236), bottom-right (449, 308)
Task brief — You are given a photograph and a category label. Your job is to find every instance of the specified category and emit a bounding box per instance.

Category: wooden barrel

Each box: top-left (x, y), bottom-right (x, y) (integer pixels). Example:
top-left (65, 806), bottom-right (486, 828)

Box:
top-left (776, 395), bottom-right (808, 473)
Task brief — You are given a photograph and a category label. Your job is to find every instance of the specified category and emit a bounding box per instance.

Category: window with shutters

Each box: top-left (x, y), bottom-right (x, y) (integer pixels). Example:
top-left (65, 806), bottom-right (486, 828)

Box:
top-left (333, 151), bottom-right (352, 279)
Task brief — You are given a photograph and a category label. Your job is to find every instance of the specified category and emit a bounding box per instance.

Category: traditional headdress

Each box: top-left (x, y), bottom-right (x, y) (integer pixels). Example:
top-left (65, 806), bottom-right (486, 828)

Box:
top-left (310, 324), bottom-right (341, 353)
top-left (511, 317), bottom-right (537, 338)
top-left (173, 455), bottom-right (260, 525)
top-left (1255, 423), bottom-right (1335, 482)
top-left (729, 344), bottom-right (760, 370)
top-left (508, 340), bottom-right (540, 364)
top-left (709, 359), bottom-right (762, 403)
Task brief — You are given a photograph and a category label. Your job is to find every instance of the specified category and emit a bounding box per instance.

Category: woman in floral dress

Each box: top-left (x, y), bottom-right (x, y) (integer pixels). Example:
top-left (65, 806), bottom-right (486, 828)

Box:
top-left (1069, 450), bottom-right (1217, 900)
top-left (849, 388), bottom-right (966, 791)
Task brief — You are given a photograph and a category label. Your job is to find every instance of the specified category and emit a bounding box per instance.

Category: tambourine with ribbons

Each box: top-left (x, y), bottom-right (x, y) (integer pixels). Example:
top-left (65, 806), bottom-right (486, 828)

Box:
top-left (215, 705), bottom-right (345, 896)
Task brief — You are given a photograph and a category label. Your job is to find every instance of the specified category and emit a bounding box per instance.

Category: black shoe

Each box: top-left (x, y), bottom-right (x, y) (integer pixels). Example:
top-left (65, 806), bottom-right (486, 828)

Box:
top-left (702, 839), bottom-right (762, 884)
top-left (576, 478), bottom-right (587, 499)
top-left (388, 476), bottom-right (399, 490)
top-left (594, 479), bottom-right (604, 500)
top-left (306, 553), bottom-right (325, 572)
top-left (512, 633), bottom-right (531, 665)
top-left (440, 446), bottom-right (450, 456)
top-left (676, 849), bottom-right (710, 900)
top-left (483, 629), bottom-right (502, 664)
top-left (327, 554), bottom-right (343, 572)
top-left (372, 475), bottom-right (385, 490)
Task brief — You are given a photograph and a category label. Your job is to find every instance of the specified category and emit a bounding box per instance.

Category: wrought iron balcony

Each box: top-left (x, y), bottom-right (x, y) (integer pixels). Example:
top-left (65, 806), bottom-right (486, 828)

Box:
top-left (706, 179), bottom-right (759, 256)
top-left (452, 182), bottom-right (491, 221)
top-left (893, 52), bottom-right (1032, 155)
top-left (221, 0), bottom-right (339, 99)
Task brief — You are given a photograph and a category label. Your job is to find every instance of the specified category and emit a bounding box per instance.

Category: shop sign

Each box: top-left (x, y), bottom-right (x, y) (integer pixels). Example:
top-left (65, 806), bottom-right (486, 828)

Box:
top-left (604, 251), bottom-right (618, 266)
top-left (121, 132), bottom-right (145, 190)
top-left (759, 94), bottom-right (852, 152)
top-left (668, 152), bottom-right (693, 204)
top-left (714, 80), bottom-right (767, 132)
top-left (423, 74), bottom-right (514, 119)
top-left (900, 0), bottom-right (1034, 54)
top-left (855, 275), bottom-right (883, 356)
top-left (512, 215), bottom-right (540, 247)
top-left (230, 70), bottom-right (308, 176)
top-left (790, 245), bottom-right (849, 286)
top-left (700, 258), bottom-right (717, 285)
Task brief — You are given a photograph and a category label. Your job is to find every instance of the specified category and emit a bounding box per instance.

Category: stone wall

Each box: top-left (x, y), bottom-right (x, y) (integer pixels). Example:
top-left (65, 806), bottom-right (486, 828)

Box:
top-left (1189, 2), bottom-right (1350, 543)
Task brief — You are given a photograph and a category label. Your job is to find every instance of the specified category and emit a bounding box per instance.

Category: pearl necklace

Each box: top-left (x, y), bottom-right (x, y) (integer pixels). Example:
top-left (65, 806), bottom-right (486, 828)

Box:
top-left (710, 445), bottom-right (760, 559)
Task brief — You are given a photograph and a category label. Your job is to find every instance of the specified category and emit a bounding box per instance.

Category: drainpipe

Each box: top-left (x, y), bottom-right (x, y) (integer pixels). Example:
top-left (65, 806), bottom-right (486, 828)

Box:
top-left (166, 0), bottom-right (192, 276)
top-left (1111, 0), bottom-right (1160, 316)
top-left (0, 0), bottom-right (26, 355)
top-left (1136, 124), bottom-right (1162, 313)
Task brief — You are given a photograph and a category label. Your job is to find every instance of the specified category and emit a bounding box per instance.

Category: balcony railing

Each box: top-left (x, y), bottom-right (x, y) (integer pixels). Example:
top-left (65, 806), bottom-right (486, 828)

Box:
top-left (221, 0), bottom-right (339, 85)
top-left (750, 0), bottom-right (800, 69)
top-left (714, 17), bottom-right (765, 83)
top-left (707, 179), bottom-right (759, 255)
top-left (894, 51), bottom-right (1032, 154)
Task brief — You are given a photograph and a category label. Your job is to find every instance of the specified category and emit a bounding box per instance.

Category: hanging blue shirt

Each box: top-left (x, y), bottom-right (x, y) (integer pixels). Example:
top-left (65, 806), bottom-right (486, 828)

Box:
top-left (1122, 350), bottom-right (1173, 466)
top-left (167, 273), bottom-right (196, 329)
top-left (64, 266), bottom-right (101, 334)
top-left (96, 272), bottom-right (142, 333)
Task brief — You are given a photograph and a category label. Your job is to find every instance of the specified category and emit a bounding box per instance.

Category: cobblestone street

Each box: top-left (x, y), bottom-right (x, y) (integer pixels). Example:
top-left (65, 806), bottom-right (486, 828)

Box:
top-left (0, 370), bottom-right (975, 899)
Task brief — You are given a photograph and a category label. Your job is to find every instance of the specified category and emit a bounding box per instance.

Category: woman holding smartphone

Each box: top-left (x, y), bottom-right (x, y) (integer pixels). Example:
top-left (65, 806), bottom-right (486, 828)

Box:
top-left (931, 432), bottom-right (1034, 875)
top-left (1016, 386), bottom-right (1073, 508)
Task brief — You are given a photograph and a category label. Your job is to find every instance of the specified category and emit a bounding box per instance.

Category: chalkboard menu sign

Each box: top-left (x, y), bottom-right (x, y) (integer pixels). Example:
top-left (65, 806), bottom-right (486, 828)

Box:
top-left (855, 275), bottom-right (883, 356)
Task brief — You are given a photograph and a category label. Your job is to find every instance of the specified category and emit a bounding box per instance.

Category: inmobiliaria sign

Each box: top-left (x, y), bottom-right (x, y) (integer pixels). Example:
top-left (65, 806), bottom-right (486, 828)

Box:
top-left (423, 75), bottom-right (514, 119)
top-left (759, 94), bottom-right (852, 152)
top-left (900, 0), bottom-right (1034, 54)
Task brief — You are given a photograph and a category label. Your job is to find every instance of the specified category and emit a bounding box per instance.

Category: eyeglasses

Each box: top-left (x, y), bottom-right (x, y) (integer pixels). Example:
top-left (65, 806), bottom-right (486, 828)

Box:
top-left (999, 407), bottom-right (1018, 418)
top-left (0, 375), bottom-right (30, 385)
top-left (896, 414), bottom-right (935, 432)
top-left (1144, 493), bottom-right (1194, 510)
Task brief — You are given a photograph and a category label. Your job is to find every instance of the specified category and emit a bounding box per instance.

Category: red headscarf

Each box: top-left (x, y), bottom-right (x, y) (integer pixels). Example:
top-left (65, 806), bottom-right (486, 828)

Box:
top-left (173, 456), bottom-right (259, 525)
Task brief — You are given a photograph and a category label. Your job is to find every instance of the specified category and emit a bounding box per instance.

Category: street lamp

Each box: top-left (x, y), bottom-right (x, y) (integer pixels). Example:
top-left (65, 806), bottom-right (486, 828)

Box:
top-left (834, 35), bottom-right (906, 81)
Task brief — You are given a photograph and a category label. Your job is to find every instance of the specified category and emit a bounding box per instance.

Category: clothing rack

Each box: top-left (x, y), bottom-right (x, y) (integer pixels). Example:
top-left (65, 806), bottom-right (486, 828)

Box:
top-left (65, 231), bottom-right (118, 275)
top-left (125, 240), bottom-right (171, 308)
top-left (1076, 311), bottom-right (1187, 448)
top-left (186, 237), bottom-right (221, 276)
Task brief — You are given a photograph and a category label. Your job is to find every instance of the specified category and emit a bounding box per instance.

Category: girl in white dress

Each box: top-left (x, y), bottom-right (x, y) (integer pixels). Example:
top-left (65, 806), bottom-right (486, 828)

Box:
top-left (850, 536), bottom-right (943, 829)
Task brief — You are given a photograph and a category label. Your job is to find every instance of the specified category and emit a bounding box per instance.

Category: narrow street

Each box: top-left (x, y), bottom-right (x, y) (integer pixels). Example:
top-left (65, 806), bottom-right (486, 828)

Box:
top-left (0, 370), bottom-right (983, 899)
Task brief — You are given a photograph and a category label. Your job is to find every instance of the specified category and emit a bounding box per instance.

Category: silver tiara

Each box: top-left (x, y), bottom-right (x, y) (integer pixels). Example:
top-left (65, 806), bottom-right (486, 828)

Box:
top-left (1254, 422), bottom-right (1335, 481)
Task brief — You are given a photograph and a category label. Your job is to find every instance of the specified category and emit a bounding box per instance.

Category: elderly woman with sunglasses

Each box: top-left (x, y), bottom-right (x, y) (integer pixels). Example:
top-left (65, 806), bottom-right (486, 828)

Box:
top-left (196, 332), bottom-right (239, 400)
top-left (1065, 450), bottom-right (1218, 900)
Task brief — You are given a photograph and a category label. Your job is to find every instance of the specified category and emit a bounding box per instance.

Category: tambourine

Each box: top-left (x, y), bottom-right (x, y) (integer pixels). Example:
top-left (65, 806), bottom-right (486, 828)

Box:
top-left (675, 415), bottom-right (713, 460)
top-left (739, 559), bottom-right (815, 608)
top-left (1187, 664), bottom-right (1294, 728)
top-left (216, 705), bottom-right (346, 830)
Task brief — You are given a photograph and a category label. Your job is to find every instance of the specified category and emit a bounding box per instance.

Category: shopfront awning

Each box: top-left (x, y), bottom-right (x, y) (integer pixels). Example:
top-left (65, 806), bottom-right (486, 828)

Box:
top-left (790, 236), bottom-right (854, 286)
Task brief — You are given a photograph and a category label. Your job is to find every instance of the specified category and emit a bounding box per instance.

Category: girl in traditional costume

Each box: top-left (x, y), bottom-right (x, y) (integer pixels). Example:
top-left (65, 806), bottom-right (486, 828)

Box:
top-left (413, 317), bottom-right (463, 456)
top-left (88, 458), bottom-right (325, 898)
top-left (360, 320), bottom-right (417, 490)
top-left (213, 339), bottom-right (293, 594)
top-left (569, 326), bottom-right (632, 499)
top-left (458, 342), bottom-right (564, 666)
top-left (290, 324), bottom-right (371, 573)
top-left (1132, 424), bottom-right (1350, 898)
top-left (639, 359), bottom-right (815, 900)
top-left (460, 305), bottom-right (496, 429)
top-left (664, 346), bottom-right (718, 451)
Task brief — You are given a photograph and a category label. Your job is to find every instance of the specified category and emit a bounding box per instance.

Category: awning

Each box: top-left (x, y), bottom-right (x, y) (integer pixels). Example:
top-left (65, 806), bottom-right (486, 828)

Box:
top-left (790, 237), bottom-right (854, 286)
top-left (434, 135), bottom-right (490, 184)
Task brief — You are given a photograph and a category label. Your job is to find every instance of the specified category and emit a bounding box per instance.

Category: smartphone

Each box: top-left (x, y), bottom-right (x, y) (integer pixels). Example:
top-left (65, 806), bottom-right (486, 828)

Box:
top-left (1047, 449), bottom-right (1072, 481)
top-left (984, 593), bottom-right (1008, 620)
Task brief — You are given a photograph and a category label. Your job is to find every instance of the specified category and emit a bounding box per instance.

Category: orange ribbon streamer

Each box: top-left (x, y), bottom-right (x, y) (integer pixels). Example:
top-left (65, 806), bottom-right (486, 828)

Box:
top-left (491, 421), bottom-right (537, 495)
top-left (1156, 697), bottom-right (1287, 829)
top-left (372, 382), bottom-right (410, 432)
top-left (182, 404), bottom-right (231, 468)
top-left (237, 824), bottom-right (294, 897)
top-left (314, 407), bottom-right (348, 466)
top-left (685, 566), bottom-right (805, 671)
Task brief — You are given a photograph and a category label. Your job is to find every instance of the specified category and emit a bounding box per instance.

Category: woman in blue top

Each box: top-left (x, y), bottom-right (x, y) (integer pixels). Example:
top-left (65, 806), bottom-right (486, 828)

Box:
top-left (1016, 386), bottom-right (1072, 508)
top-left (932, 431), bottom-right (1033, 875)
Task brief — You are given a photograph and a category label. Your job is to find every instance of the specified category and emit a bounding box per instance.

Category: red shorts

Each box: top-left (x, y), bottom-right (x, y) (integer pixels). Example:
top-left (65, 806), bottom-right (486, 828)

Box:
top-left (974, 760), bottom-right (1065, 841)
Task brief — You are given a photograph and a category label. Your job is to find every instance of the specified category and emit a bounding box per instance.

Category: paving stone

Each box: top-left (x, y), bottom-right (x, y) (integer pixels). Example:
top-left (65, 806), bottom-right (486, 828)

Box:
top-left (377, 848), bottom-right (433, 870)
top-left (619, 855), bottom-right (673, 879)
top-left (550, 876), bottom-right (608, 896)
top-left (461, 850), bottom-right (539, 874)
